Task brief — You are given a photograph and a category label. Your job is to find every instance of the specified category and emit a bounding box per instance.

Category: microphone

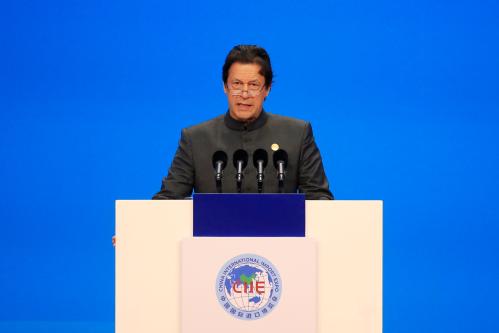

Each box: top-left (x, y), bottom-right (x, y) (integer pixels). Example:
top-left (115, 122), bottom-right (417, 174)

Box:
top-left (212, 150), bottom-right (228, 193)
top-left (273, 149), bottom-right (288, 192)
top-left (233, 149), bottom-right (248, 193)
top-left (252, 149), bottom-right (268, 193)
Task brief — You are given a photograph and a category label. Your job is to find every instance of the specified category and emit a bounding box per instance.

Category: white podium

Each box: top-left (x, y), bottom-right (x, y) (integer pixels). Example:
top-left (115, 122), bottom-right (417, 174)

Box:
top-left (116, 200), bottom-right (382, 333)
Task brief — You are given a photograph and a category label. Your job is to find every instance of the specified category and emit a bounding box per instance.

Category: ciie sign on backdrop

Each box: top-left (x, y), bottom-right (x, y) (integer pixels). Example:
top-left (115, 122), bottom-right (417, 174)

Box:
top-left (215, 254), bottom-right (282, 320)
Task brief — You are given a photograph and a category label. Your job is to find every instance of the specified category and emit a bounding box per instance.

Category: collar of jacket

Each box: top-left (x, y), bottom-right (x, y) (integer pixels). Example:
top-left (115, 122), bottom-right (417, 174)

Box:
top-left (224, 110), bottom-right (268, 131)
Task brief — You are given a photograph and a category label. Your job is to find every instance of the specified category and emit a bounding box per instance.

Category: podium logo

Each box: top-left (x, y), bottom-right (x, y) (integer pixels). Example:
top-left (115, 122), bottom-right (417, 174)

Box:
top-left (215, 254), bottom-right (282, 320)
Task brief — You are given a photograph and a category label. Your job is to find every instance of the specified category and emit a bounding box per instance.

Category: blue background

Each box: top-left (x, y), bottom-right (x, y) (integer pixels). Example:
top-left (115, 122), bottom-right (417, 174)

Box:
top-left (1, 0), bottom-right (498, 332)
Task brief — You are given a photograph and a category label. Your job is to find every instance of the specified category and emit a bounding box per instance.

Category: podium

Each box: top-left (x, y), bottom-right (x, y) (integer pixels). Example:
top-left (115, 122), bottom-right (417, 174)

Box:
top-left (116, 197), bottom-right (382, 333)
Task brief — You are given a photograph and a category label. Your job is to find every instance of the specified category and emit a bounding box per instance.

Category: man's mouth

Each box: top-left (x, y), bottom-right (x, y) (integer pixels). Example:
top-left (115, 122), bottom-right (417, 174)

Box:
top-left (237, 103), bottom-right (253, 110)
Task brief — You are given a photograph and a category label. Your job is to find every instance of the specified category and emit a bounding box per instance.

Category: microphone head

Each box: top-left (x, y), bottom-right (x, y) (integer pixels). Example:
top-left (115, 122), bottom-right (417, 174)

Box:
top-left (233, 149), bottom-right (249, 169)
top-left (253, 149), bottom-right (268, 168)
top-left (273, 149), bottom-right (288, 169)
top-left (212, 150), bottom-right (228, 169)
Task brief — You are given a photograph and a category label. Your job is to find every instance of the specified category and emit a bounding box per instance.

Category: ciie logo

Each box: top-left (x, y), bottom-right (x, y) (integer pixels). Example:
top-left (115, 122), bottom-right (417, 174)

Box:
top-left (215, 254), bottom-right (282, 321)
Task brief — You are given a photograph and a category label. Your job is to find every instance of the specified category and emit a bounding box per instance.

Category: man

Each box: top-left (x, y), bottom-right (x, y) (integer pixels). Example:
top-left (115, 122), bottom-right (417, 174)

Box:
top-left (153, 45), bottom-right (333, 200)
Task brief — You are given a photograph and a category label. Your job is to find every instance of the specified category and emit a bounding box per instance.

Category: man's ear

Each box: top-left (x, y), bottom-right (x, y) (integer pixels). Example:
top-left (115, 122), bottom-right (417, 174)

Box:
top-left (223, 82), bottom-right (228, 94)
top-left (265, 85), bottom-right (271, 98)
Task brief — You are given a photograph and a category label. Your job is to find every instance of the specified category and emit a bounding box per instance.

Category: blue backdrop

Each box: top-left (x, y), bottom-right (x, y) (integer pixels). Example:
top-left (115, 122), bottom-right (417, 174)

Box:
top-left (1, 0), bottom-right (498, 332)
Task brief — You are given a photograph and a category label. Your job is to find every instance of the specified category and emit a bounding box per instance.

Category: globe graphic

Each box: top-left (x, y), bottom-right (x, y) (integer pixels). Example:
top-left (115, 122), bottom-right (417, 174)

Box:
top-left (224, 263), bottom-right (273, 312)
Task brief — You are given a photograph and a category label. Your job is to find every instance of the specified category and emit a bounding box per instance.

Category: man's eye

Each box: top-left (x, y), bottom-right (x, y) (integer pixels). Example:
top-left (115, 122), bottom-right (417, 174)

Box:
top-left (249, 83), bottom-right (260, 89)
top-left (232, 82), bottom-right (242, 88)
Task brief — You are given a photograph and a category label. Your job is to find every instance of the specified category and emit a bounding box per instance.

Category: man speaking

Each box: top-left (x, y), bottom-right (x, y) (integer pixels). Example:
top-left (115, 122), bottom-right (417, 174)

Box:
top-left (153, 45), bottom-right (333, 200)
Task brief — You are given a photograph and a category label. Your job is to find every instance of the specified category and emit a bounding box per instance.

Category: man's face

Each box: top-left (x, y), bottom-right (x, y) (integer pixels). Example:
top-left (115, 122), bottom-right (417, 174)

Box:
top-left (224, 62), bottom-right (270, 122)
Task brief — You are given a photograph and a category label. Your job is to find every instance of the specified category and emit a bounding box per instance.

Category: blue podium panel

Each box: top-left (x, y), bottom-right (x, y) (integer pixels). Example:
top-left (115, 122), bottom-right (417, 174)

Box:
top-left (193, 193), bottom-right (305, 237)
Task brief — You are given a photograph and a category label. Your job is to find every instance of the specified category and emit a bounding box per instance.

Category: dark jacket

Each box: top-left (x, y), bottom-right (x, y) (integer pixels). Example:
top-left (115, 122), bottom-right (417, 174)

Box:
top-left (153, 111), bottom-right (333, 200)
